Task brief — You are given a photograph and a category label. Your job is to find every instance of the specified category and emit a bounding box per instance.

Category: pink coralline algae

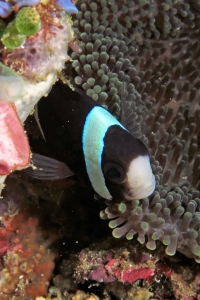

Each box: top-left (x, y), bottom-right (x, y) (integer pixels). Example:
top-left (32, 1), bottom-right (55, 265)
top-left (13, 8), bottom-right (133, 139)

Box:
top-left (0, 212), bottom-right (55, 299)
top-left (0, 101), bottom-right (30, 175)
top-left (74, 248), bottom-right (156, 284)
top-left (89, 265), bottom-right (115, 283)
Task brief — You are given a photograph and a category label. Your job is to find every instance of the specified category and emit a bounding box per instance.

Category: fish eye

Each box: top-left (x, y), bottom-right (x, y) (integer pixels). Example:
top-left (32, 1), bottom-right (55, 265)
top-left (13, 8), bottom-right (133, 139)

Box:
top-left (103, 162), bottom-right (126, 184)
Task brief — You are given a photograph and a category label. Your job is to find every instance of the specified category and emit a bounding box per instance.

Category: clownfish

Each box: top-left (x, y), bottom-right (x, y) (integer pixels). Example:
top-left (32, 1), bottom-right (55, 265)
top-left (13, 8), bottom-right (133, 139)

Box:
top-left (27, 81), bottom-right (155, 201)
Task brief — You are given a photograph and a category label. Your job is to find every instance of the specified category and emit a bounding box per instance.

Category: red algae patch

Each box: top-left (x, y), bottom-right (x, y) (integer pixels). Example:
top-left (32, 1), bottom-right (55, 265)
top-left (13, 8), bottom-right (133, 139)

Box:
top-left (105, 259), bottom-right (154, 283)
top-left (0, 101), bottom-right (30, 175)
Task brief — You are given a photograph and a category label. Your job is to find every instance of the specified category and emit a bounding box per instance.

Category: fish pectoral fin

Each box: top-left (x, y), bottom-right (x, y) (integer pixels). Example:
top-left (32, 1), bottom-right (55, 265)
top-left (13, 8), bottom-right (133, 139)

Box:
top-left (24, 153), bottom-right (74, 180)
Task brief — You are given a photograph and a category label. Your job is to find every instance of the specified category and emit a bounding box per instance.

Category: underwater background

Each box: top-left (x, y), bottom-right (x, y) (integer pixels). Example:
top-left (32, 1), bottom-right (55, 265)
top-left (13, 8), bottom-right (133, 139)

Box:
top-left (1, 0), bottom-right (200, 299)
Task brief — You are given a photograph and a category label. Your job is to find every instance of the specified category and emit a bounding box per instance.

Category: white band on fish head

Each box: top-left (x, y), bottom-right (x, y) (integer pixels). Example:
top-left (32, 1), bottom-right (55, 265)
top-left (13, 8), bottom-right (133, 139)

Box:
top-left (82, 106), bottom-right (126, 200)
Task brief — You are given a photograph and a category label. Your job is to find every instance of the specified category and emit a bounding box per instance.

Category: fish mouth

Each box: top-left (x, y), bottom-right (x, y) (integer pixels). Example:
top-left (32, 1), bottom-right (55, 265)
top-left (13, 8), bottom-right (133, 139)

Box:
top-left (125, 175), bottom-right (156, 200)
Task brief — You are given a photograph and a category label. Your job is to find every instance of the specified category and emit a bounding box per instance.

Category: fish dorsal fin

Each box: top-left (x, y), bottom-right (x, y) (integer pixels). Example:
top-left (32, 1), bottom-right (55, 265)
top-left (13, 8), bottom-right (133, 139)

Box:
top-left (25, 153), bottom-right (74, 180)
top-left (119, 81), bottom-right (137, 131)
top-left (119, 81), bottom-right (140, 135)
top-left (34, 104), bottom-right (46, 141)
top-left (119, 81), bottom-right (128, 126)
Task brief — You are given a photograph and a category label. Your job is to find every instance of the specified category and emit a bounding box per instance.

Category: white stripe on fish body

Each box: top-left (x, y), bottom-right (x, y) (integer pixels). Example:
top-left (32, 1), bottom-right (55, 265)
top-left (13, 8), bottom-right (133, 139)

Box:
top-left (82, 106), bottom-right (126, 200)
top-left (126, 155), bottom-right (156, 200)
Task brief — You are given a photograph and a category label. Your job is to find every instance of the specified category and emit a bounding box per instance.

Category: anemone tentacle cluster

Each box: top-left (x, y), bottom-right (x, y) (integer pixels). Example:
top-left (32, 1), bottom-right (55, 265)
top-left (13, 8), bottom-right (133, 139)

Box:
top-left (70, 0), bottom-right (200, 261)
top-left (101, 185), bottom-right (200, 262)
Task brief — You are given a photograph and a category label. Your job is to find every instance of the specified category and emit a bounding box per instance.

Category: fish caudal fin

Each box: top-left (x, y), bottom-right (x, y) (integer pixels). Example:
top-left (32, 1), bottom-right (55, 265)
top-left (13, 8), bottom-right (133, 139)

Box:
top-left (25, 153), bottom-right (74, 180)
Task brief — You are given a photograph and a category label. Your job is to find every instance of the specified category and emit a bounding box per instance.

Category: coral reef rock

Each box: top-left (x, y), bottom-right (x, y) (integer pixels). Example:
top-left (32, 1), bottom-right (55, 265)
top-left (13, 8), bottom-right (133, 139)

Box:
top-left (0, 212), bottom-right (55, 299)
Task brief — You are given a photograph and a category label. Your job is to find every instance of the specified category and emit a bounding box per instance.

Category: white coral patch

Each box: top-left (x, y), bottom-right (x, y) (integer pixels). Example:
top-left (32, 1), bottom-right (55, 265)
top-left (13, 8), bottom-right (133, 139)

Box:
top-left (15, 73), bottom-right (57, 122)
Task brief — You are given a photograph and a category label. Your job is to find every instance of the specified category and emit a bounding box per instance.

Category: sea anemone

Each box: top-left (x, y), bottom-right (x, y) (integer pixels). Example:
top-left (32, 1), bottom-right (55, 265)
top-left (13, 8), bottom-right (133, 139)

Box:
top-left (68, 0), bottom-right (200, 261)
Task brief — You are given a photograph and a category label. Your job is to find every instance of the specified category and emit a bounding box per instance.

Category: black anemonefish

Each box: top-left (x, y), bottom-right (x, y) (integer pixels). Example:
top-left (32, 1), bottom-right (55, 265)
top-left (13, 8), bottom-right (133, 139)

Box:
top-left (27, 81), bottom-right (155, 201)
